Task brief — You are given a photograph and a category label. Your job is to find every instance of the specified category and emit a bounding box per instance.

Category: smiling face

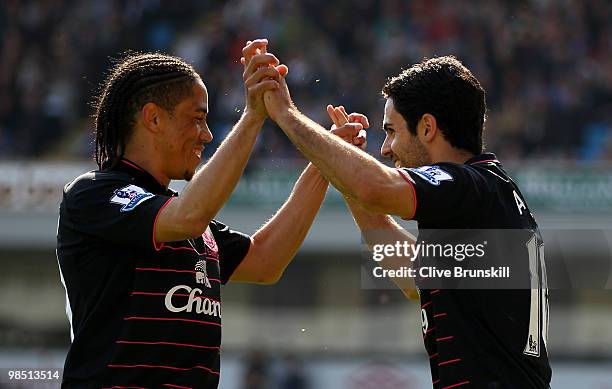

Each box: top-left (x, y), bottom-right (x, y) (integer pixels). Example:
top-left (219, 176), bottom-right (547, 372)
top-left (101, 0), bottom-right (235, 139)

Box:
top-left (158, 78), bottom-right (213, 181)
top-left (381, 98), bottom-right (431, 168)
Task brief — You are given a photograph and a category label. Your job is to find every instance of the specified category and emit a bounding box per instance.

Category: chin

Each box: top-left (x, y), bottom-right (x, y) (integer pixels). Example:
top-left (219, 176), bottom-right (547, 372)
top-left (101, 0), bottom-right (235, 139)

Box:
top-left (183, 160), bottom-right (202, 181)
top-left (399, 155), bottom-right (431, 168)
top-left (184, 169), bottom-right (195, 181)
top-left (395, 159), bottom-right (414, 169)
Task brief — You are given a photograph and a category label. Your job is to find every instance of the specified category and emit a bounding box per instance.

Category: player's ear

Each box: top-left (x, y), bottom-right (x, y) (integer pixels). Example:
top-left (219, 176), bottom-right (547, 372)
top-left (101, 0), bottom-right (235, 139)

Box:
top-left (418, 114), bottom-right (437, 143)
top-left (141, 102), bottom-right (164, 134)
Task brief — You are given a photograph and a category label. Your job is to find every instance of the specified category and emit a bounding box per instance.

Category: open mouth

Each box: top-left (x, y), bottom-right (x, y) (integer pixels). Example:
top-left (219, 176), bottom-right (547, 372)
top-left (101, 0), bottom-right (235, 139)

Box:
top-left (194, 148), bottom-right (203, 159)
top-left (394, 160), bottom-right (401, 168)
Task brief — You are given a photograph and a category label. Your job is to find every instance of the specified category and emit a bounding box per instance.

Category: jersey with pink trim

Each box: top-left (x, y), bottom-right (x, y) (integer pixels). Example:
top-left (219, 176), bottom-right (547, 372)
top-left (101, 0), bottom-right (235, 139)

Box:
top-left (399, 153), bottom-right (551, 389)
top-left (57, 158), bottom-right (251, 389)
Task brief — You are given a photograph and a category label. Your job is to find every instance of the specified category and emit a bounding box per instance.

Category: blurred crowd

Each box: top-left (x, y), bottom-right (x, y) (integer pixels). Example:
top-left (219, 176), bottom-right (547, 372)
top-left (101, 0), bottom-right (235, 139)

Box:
top-left (1, 0), bottom-right (611, 165)
top-left (241, 351), bottom-right (308, 389)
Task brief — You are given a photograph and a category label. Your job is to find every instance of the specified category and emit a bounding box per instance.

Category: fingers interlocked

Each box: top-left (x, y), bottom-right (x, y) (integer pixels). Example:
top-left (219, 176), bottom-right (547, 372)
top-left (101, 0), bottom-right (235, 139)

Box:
top-left (327, 104), bottom-right (369, 150)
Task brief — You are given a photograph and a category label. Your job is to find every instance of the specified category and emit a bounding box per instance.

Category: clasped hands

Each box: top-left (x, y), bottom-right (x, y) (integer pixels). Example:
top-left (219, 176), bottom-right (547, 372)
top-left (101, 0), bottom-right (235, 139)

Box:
top-left (240, 39), bottom-right (368, 149)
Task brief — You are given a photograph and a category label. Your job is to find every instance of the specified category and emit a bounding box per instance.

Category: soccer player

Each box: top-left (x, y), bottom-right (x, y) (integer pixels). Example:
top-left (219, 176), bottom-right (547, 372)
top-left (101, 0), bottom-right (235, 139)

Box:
top-left (252, 46), bottom-right (551, 388)
top-left (56, 40), bottom-right (332, 388)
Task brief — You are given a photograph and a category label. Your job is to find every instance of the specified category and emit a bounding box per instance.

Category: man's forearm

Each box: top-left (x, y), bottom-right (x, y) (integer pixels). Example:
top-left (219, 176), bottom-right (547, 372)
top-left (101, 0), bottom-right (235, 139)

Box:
top-left (345, 197), bottom-right (397, 232)
top-left (344, 197), bottom-right (418, 299)
top-left (167, 112), bottom-right (264, 236)
top-left (275, 108), bottom-right (394, 202)
top-left (232, 163), bottom-right (329, 283)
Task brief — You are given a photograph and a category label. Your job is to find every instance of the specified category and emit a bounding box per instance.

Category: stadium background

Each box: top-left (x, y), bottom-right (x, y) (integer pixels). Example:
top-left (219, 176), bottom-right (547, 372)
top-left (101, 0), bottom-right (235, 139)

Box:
top-left (1, 0), bottom-right (612, 387)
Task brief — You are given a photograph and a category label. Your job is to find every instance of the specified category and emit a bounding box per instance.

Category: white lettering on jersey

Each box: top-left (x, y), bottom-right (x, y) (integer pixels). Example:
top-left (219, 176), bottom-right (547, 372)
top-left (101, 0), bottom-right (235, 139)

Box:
top-left (409, 166), bottom-right (453, 186)
top-left (513, 190), bottom-right (526, 215)
top-left (421, 308), bottom-right (429, 334)
top-left (110, 184), bottom-right (155, 212)
top-left (165, 285), bottom-right (221, 317)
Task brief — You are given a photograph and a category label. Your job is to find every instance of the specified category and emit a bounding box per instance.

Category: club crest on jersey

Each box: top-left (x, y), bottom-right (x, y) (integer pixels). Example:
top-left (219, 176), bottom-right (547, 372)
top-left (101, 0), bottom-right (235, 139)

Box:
top-left (202, 227), bottom-right (218, 253)
top-left (409, 166), bottom-right (453, 186)
top-left (110, 184), bottom-right (155, 212)
top-left (195, 259), bottom-right (211, 288)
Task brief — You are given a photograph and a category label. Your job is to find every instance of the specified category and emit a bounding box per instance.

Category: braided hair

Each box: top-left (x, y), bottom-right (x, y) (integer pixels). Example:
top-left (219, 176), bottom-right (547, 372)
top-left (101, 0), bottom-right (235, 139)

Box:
top-left (93, 52), bottom-right (200, 169)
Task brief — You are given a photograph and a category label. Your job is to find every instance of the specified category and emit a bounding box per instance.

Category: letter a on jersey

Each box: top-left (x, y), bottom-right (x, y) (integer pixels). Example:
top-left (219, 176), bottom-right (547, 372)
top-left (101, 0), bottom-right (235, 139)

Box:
top-left (513, 190), bottom-right (526, 215)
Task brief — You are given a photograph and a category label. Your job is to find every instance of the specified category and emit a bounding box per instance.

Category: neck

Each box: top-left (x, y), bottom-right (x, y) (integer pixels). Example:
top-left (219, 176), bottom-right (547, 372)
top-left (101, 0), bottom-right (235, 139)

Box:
top-left (430, 145), bottom-right (475, 165)
top-left (123, 145), bottom-right (170, 188)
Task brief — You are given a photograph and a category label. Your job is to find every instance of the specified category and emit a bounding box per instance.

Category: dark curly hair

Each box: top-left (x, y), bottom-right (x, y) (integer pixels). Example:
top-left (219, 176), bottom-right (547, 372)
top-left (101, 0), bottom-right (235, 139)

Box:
top-left (382, 56), bottom-right (486, 155)
top-left (93, 52), bottom-right (200, 169)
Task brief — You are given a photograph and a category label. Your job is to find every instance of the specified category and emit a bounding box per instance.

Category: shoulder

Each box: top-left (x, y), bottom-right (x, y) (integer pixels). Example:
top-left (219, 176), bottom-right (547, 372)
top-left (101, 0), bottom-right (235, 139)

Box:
top-left (63, 170), bottom-right (135, 205)
top-left (209, 219), bottom-right (251, 243)
top-left (403, 162), bottom-right (490, 188)
top-left (65, 170), bottom-right (130, 192)
top-left (208, 219), bottom-right (229, 233)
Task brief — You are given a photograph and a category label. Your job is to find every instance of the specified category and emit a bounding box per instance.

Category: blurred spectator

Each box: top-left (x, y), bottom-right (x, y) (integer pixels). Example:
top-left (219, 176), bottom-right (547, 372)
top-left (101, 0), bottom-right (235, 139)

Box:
top-left (279, 354), bottom-right (308, 389)
top-left (0, 0), bottom-right (611, 164)
top-left (242, 350), bottom-right (271, 389)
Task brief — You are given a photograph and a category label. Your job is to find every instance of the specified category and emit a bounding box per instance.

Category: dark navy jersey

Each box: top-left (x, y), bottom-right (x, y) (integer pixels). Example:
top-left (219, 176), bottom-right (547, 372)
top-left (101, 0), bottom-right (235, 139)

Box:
top-left (56, 159), bottom-right (251, 389)
top-left (398, 153), bottom-right (551, 389)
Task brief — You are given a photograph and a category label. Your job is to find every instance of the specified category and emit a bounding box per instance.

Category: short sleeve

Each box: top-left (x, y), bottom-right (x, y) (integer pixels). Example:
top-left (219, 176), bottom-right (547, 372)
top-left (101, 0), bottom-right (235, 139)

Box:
top-left (62, 173), bottom-right (172, 251)
top-left (398, 164), bottom-right (488, 223)
top-left (209, 219), bottom-right (251, 284)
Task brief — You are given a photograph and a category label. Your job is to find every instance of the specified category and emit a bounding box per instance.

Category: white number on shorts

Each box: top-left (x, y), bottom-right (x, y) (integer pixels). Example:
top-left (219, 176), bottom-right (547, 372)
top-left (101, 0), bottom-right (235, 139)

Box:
top-left (421, 308), bottom-right (429, 334)
top-left (523, 233), bottom-right (549, 357)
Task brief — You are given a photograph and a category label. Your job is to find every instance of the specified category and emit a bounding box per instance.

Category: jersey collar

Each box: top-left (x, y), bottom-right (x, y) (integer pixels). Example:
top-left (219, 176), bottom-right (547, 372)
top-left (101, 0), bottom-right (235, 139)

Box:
top-left (465, 153), bottom-right (500, 165)
top-left (110, 158), bottom-right (175, 196)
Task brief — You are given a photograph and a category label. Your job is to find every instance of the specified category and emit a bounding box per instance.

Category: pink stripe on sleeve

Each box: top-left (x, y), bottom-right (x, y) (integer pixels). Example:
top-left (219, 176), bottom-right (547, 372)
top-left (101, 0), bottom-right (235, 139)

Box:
top-left (153, 197), bottom-right (175, 251)
top-left (396, 169), bottom-right (417, 220)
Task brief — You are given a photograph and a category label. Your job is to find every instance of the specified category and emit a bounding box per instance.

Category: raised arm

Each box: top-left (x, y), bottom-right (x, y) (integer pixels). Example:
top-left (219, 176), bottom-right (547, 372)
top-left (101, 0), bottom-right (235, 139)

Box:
top-left (228, 42), bottom-right (329, 284)
top-left (328, 106), bottom-right (418, 299)
top-left (155, 40), bottom-right (283, 243)
top-left (230, 163), bottom-right (328, 284)
top-left (262, 76), bottom-right (416, 219)
top-left (347, 199), bottom-right (419, 299)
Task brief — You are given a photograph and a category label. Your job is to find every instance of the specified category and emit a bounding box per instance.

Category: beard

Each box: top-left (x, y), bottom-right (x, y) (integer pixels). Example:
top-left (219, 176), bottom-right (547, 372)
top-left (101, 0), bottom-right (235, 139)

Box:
top-left (396, 136), bottom-right (432, 168)
top-left (184, 170), bottom-right (195, 181)
top-left (184, 161), bottom-right (202, 181)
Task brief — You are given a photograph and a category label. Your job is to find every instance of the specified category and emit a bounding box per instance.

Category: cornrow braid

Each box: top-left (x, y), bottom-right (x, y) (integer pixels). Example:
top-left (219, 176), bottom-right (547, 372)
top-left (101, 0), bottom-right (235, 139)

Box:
top-left (93, 52), bottom-right (200, 169)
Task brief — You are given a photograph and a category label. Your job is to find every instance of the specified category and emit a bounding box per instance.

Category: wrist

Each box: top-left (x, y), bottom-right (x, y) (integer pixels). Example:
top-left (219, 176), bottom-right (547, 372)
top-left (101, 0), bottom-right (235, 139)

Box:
top-left (241, 108), bottom-right (266, 127)
top-left (273, 105), bottom-right (300, 128)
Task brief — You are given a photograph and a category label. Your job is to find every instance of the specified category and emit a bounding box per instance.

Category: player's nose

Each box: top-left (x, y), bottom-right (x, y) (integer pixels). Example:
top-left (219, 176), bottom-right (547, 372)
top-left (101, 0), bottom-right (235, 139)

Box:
top-left (381, 135), bottom-right (393, 158)
top-left (200, 123), bottom-right (213, 144)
